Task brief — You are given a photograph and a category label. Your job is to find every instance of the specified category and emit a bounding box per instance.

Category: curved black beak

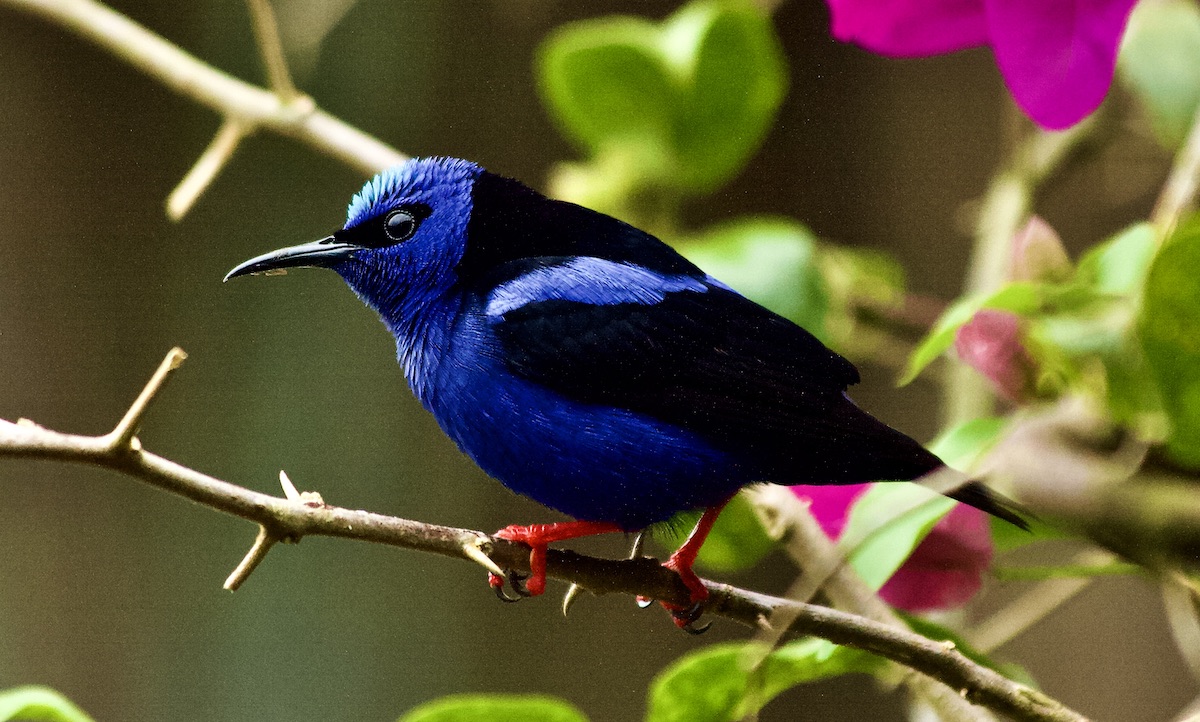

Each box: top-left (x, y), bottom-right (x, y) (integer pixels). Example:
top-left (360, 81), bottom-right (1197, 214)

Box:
top-left (224, 236), bottom-right (359, 282)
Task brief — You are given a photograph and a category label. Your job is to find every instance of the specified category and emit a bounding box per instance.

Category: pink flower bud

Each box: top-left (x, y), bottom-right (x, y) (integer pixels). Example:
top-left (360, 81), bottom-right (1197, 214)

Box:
top-left (878, 502), bottom-right (993, 612)
top-left (1010, 216), bottom-right (1071, 282)
top-left (954, 309), bottom-right (1036, 403)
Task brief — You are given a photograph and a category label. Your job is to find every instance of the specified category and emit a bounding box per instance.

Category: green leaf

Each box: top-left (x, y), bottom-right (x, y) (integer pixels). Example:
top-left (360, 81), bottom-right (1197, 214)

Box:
top-left (1138, 215), bottom-right (1200, 467)
top-left (679, 217), bottom-right (828, 338)
top-left (657, 493), bottom-right (776, 572)
top-left (398, 694), bottom-right (587, 722)
top-left (538, 0), bottom-right (787, 194)
top-left (1034, 304), bottom-right (1131, 356)
top-left (1101, 337), bottom-right (1168, 438)
top-left (539, 19), bottom-right (675, 158)
top-left (899, 283), bottom-right (1044, 386)
top-left (817, 245), bottom-right (907, 359)
top-left (1011, 224), bottom-right (1154, 360)
top-left (1119, 0), bottom-right (1200, 148)
top-left (1074, 223), bottom-right (1157, 298)
top-left (646, 640), bottom-right (883, 722)
top-left (1032, 223), bottom-right (1163, 433)
top-left (0, 687), bottom-right (93, 722)
top-left (927, 417), bottom-right (1008, 471)
top-left (665, 1), bottom-right (788, 191)
top-left (839, 485), bottom-right (955, 592)
top-left (988, 513), bottom-right (1068, 553)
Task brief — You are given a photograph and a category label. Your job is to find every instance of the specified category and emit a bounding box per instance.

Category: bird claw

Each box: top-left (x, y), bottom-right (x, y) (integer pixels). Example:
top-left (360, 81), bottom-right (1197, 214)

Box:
top-left (493, 583), bottom-right (522, 603)
top-left (508, 570), bottom-right (533, 597)
top-left (667, 601), bottom-right (711, 634)
top-left (489, 570), bottom-right (532, 603)
top-left (680, 618), bottom-right (713, 635)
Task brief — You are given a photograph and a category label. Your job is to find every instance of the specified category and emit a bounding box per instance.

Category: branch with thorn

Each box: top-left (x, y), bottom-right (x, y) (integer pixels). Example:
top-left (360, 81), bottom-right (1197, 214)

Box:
top-left (0, 349), bottom-right (1086, 722)
top-left (5, 0), bottom-right (406, 221)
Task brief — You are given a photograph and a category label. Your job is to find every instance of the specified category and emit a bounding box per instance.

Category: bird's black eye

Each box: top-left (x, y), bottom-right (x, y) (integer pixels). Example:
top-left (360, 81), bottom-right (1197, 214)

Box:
top-left (384, 210), bottom-right (419, 242)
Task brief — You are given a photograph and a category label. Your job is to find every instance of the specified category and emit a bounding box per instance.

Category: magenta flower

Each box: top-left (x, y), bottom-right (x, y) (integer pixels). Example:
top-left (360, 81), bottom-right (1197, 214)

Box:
top-left (825, 0), bottom-right (1141, 130)
top-left (793, 484), bottom-right (993, 612)
top-left (955, 309), bottom-right (1037, 403)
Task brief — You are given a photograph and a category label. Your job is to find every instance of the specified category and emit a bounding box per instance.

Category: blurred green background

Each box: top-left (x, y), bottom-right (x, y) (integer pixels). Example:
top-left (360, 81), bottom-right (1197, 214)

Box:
top-left (0, 1), bottom-right (1192, 720)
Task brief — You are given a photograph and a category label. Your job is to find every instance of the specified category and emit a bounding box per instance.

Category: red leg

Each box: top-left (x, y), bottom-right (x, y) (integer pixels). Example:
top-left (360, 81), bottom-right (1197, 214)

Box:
top-left (492, 521), bottom-right (624, 596)
top-left (660, 497), bottom-right (732, 627)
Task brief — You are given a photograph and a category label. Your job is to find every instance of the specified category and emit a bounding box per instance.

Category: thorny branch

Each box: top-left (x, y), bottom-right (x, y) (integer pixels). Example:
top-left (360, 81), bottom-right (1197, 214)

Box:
top-left (5, 0), bottom-right (405, 219)
top-left (0, 349), bottom-right (1087, 722)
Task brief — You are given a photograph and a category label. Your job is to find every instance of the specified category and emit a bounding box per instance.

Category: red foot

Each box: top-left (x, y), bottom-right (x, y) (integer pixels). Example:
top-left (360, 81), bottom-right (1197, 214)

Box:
top-left (658, 498), bottom-right (732, 629)
top-left (494, 521), bottom-right (623, 597)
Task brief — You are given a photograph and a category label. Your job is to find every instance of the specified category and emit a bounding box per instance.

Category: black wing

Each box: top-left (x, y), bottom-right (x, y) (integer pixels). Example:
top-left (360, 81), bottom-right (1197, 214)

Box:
top-left (492, 284), bottom-right (947, 485)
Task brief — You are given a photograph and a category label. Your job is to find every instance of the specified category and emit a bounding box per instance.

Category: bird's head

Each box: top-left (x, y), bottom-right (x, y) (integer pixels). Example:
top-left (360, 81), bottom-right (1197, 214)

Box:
top-left (225, 157), bottom-right (482, 317)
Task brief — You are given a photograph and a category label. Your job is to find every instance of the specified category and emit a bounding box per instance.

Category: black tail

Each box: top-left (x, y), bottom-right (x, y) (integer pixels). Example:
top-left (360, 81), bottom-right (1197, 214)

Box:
top-left (815, 399), bottom-right (1032, 530)
top-left (947, 480), bottom-right (1030, 530)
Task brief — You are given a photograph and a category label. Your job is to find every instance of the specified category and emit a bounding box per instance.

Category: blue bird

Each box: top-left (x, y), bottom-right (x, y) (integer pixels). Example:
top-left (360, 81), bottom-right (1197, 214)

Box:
top-left (226, 156), bottom-right (1024, 625)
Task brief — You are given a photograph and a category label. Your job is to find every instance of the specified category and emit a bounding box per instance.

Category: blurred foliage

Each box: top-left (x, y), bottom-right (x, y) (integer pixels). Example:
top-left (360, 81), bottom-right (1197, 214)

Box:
top-left (655, 492), bottom-right (777, 573)
top-left (815, 245), bottom-right (908, 360)
top-left (900, 282), bottom-right (1044, 386)
top-left (1119, 0), bottom-right (1200, 148)
top-left (397, 695), bottom-right (588, 722)
top-left (839, 485), bottom-right (955, 593)
top-left (539, 0), bottom-right (786, 224)
top-left (645, 640), bottom-right (883, 722)
top-left (0, 687), bottom-right (93, 722)
top-left (903, 222), bottom-right (1167, 436)
top-left (1139, 215), bottom-right (1200, 466)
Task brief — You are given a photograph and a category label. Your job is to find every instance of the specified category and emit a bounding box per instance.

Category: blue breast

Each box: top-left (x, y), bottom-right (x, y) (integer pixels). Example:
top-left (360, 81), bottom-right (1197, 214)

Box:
top-left (418, 303), bottom-right (745, 529)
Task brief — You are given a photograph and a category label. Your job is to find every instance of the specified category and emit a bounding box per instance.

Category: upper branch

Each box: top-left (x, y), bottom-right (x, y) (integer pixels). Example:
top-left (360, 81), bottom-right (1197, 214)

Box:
top-left (6, 0), bottom-right (405, 175)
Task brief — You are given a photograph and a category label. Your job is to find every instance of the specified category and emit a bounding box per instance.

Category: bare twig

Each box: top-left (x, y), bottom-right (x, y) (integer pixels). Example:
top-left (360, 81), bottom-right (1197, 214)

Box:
top-left (0, 349), bottom-right (1086, 722)
top-left (224, 526), bottom-right (277, 591)
top-left (166, 119), bottom-right (252, 221)
top-left (245, 0), bottom-right (298, 102)
top-left (1151, 102), bottom-right (1200, 238)
top-left (6, 0), bottom-right (405, 176)
top-left (972, 549), bottom-right (1113, 653)
top-left (104, 347), bottom-right (187, 451)
top-left (1162, 579), bottom-right (1200, 683)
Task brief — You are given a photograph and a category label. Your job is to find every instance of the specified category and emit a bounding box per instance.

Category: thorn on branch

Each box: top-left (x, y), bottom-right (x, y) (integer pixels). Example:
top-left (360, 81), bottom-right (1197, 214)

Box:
top-left (278, 469), bottom-right (300, 501)
top-left (278, 470), bottom-right (325, 510)
top-left (561, 583), bottom-right (583, 616)
top-left (461, 536), bottom-right (505, 577)
top-left (105, 347), bottom-right (187, 452)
